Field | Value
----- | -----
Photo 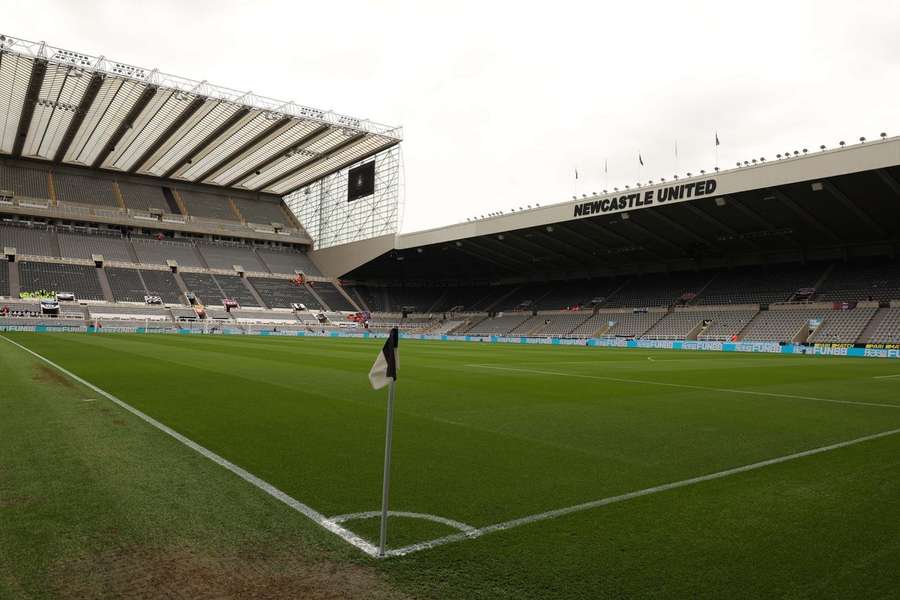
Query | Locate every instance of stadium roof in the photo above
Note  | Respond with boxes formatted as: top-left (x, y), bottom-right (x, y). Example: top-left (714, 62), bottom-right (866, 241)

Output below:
top-left (344, 137), bottom-right (900, 281)
top-left (0, 33), bottom-right (402, 196)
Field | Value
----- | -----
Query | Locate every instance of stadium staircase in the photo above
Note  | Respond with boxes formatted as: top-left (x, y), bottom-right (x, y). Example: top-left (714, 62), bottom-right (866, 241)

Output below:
top-left (810, 263), bottom-right (836, 299)
top-left (483, 285), bottom-right (522, 312)
top-left (856, 307), bottom-right (891, 343)
top-left (172, 271), bottom-right (191, 300)
top-left (48, 229), bottom-right (62, 258)
top-left (350, 287), bottom-right (371, 312)
top-left (192, 244), bottom-right (211, 270)
top-left (95, 268), bottom-right (115, 303)
top-left (252, 248), bottom-right (273, 274)
top-left (304, 283), bottom-right (330, 311)
top-left (590, 321), bottom-right (612, 337)
top-left (687, 273), bottom-right (718, 305)
top-left (7, 261), bottom-right (20, 297)
top-left (241, 277), bottom-right (268, 308)
top-left (125, 238), bottom-right (140, 264)
top-left (334, 283), bottom-right (361, 311)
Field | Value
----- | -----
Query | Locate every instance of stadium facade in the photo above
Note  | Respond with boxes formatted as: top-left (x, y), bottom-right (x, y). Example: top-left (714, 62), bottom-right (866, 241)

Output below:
top-left (2, 33), bottom-right (900, 349)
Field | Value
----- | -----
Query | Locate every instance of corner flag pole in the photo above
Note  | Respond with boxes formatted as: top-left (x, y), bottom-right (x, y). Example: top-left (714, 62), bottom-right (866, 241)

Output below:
top-left (369, 327), bottom-right (399, 557)
top-left (378, 378), bottom-right (396, 557)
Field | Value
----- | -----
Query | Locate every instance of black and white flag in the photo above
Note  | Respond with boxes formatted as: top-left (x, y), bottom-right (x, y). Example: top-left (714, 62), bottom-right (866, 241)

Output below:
top-left (369, 327), bottom-right (399, 390)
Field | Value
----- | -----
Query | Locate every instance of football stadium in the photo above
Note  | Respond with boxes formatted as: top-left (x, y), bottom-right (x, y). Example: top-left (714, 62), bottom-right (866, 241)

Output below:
top-left (2, 24), bottom-right (900, 600)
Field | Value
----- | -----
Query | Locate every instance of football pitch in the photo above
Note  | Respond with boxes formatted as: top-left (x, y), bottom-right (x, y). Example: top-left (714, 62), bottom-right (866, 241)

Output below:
top-left (2, 332), bottom-right (900, 598)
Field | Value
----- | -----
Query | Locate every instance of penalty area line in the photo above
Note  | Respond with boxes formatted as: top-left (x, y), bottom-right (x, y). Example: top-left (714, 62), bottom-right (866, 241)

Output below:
top-left (0, 334), bottom-right (380, 558)
top-left (388, 425), bottom-right (900, 557)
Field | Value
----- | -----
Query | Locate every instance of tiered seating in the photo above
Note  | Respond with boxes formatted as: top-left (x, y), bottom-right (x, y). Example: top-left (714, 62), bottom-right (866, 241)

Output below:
top-left (862, 308), bottom-right (900, 344)
top-left (697, 309), bottom-right (758, 341)
top-left (533, 313), bottom-right (592, 336)
top-left (213, 275), bottom-right (260, 307)
top-left (139, 270), bottom-right (183, 304)
top-left (248, 277), bottom-right (322, 309)
top-left (508, 314), bottom-right (547, 335)
top-left (739, 308), bottom-right (827, 342)
top-left (178, 190), bottom-right (238, 221)
top-left (695, 263), bottom-right (826, 305)
top-left (808, 307), bottom-right (878, 344)
top-left (106, 268), bottom-right (147, 302)
top-left (584, 310), bottom-right (666, 338)
top-left (642, 308), bottom-right (756, 340)
top-left (388, 287), bottom-right (447, 312)
top-left (0, 263), bottom-right (8, 297)
top-left (534, 280), bottom-right (620, 310)
top-left (231, 309), bottom-right (298, 323)
top-left (171, 307), bottom-right (201, 320)
top-left (604, 272), bottom-right (711, 308)
top-left (132, 237), bottom-right (202, 267)
top-left (53, 172), bottom-right (119, 207)
top-left (498, 284), bottom-right (560, 311)
top-left (180, 272), bottom-right (224, 305)
top-left (255, 247), bottom-right (320, 275)
top-left (88, 305), bottom-right (171, 321)
top-left (58, 230), bottom-right (132, 262)
top-left (816, 261), bottom-right (900, 302)
top-left (0, 223), bottom-right (54, 256)
top-left (310, 282), bottom-right (354, 311)
top-left (233, 198), bottom-right (286, 224)
top-left (349, 285), bottom-right (388, 311)
top-left (463, 313), bottom-right (530, 336)
top-left (119, 182), bottom-right (169, 212)
top-left (18, 262), bottom-right (104, 300)
top-left (197, 242), bottom-right (265, 271)
top-left (0, 163), bottom-right (50, 199)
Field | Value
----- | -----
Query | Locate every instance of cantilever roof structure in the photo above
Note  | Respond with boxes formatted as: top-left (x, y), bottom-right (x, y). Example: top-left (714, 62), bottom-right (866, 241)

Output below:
top-left (0, 33), bottom-right (402, 196)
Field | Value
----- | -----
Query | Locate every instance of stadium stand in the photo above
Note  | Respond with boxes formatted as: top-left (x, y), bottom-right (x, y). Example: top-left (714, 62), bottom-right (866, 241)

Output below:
top-left (213, 274), bottom-right (261, 307)
top-left (233, 197), bottom-right (286, 225)
top-left (87, 305), bottom-right (172, 321)
top-left (132, 237), bottom-right (203, 268)
top-left (588, 310), bottom-right (666, 338)
top-left (139, 270), bottom-right (184, 304)
top-left (694, 263), bottom-right (827, 306)
top-left (0, 222), bottom-right (55, 256)
top-left (461, 313), bottom-right (531, 336)
top-left (309, 282), bottom-right (355, 311)
top-left (531, 312), bottom-right (592, 336)
top-left (53, 172), bottom-right (119, 207)
top-left (18, 262), bottom-right (104, 300)
top-left (815, 260), bottom-right (900, 302)
top-left (178, 190), bottom-right (238, 221)
top-left (643, 307), bottom-right (758, 340)
top-left (106, 268), bottom-right (149, 303)
top-left (861, 308), bottom-right (900, 344)
top-left (807, 306), bottom-right (878, 344)
top-left (533, 279), bottom-right (620, 311)
top-left (0, 162), bottom-right (50, 199)
top-left (57, 229), bottom-right (133, 262)
top-left (248, 277), bottom-right (322, 309)
top-left (119, 181), bottom-right (170, 212)
top-left (604, 272), bottom-right (712, 308)
top-left (255, 247), bottom-right (320, 275)
top-left (231, 309), bottom-right (299, 323)
top-left (197, 241), bottom-right (265, 272)
top-left (180, 272), bottom-right (225, 306)
top-left (738, 307), bottom-right (827, 342)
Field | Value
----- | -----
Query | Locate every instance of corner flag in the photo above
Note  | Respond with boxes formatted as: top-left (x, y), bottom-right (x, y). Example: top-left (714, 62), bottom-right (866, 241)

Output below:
top-left (369, 328), bottom-right (398, 390)
top-left (371, 327), bottom-right (399, 557)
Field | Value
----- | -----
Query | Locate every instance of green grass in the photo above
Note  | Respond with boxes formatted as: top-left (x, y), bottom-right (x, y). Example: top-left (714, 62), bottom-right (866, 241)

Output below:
top-left (2, 332), bottom-right (900, 599)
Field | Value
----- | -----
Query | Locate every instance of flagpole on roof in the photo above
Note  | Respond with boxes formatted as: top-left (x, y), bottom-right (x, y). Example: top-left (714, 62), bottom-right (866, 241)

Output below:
top-left (715, 131), bottom-right (720, 171)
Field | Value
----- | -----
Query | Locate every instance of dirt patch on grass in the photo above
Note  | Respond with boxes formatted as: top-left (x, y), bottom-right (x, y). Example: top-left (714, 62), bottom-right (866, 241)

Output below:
top-left (32, 364), bottom-right (75, 390)
top-left (111, 418), bottom-right (127, 427)
top-left (51, 543), bottom-right (411, 600)
top-left (0, 494), bottom-right (37, 509)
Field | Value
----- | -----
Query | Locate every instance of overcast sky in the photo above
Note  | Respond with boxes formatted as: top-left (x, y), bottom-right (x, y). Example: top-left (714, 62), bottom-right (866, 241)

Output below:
top-left (3, 0), bottom-right (899, 232)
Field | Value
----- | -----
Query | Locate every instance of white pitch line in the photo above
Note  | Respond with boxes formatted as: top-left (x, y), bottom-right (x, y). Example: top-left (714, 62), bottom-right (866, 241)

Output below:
top-left (466, 364), bottom-right (900, 410)
top-left (873, 374), bottom-right (900, 379)
top-left (330, 510), bottom-right (478, 535)
top-left (388, 425), bottom-right (900, 557)
top-left (0, 335), bottom-right (379, 558)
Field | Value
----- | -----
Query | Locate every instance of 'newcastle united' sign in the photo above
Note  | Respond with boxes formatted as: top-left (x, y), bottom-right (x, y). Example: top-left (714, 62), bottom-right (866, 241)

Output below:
top-left (573, 179), bottom-right (718, 218)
